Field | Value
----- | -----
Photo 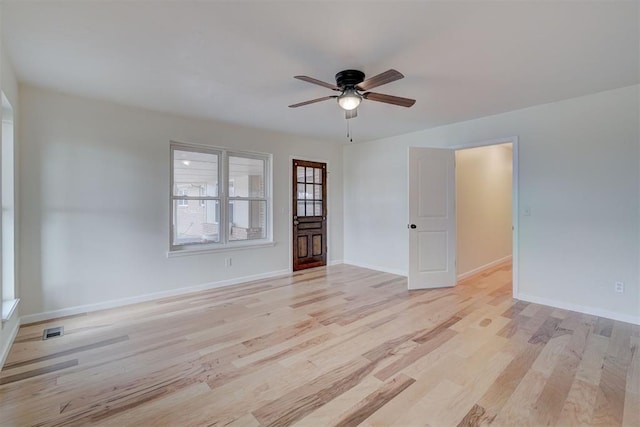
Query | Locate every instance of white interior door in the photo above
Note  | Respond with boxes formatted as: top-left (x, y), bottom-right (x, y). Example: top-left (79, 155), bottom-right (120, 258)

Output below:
top-left (408, 147), bottom-right (456, 289)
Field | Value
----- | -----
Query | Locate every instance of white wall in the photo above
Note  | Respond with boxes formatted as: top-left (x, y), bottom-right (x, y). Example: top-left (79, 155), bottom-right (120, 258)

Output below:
top-left (456, 144), bottom-right (512, 276)
top-left (0, 2), bottom-right (21, 368)
top-left (344, 85), bottom-right (639, 323)
top-left (18, 84), bottom-right (343, 319)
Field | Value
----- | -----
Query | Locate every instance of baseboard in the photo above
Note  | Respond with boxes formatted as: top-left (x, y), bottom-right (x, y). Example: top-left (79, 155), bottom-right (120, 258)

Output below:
top-left (457, 255), bottom-right (512, 281)
top-left (328, 259), bottom-right (343, 266)
top-left (343, 256), bottom-right (512, 280)
top-left (343, 260), bottom-right (407, 277)
top-left (517, 292), bottom-right (640, 326)
top-left (21, 269), bottom-right (291, 325)
top-left (0, 316), bottom-right (20, 370)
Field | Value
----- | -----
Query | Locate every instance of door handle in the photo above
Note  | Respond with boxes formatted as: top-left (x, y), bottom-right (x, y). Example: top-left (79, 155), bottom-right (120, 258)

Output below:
top-left (408, 224), bottom-right (417, 229)
top-left (294, 220), bottom-right (299, 225)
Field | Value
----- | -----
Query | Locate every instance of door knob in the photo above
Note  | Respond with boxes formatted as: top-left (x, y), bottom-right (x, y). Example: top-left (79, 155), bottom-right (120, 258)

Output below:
top-left (409, 224), bottom-right (417, 229)
top-left (294, 220), bottom-right (299, 225)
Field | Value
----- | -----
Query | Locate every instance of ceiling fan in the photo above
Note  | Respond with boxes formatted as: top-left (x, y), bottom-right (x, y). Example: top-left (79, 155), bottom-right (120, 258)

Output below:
top-left (288, 69), bottom-right (416, 119)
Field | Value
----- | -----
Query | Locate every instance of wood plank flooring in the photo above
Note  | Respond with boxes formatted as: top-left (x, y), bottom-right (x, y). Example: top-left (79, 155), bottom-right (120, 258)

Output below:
top-left (0, 263), bottom-right (638, 426)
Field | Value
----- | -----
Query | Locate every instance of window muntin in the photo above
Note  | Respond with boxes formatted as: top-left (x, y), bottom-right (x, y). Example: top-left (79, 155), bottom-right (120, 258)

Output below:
top-left (170, 143), bottom-right (270, 250)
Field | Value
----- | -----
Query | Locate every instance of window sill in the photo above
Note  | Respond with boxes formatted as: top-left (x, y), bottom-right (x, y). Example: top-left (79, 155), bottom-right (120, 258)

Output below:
top-left (167, 241), bottom-right (276, 258)
top-left (2, 298), bottom-right (19, 322)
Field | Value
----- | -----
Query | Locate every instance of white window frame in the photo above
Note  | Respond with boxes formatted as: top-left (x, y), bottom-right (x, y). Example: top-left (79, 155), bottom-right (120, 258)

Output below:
top-left (169, 141), bottom-right (273, 256)
top-left (1, 92), bottom-right (18, 323)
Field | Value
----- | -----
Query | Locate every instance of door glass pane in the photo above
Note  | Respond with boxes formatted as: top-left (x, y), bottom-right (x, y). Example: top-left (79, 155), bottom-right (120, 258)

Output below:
top-left (297, 166), bottom-right (305, 183)
top-left (229, 156), bottom-right (265, 197)
top-left (173, 200), bottom-right (220, 245)
top-left (314, 202), bottom-right (322, 216)
top-left (173, 150), bottom-right (218, 197)
top-left (229, 200), bottom-right (266, 241)
top-left (297, 184), bottom-right (305, 200)
top-left (314, 168), bottom-right (322, 184)
top-left (305, 184), bottom-right (313, 200)
top-left (306, 167), bottom-right (314, 183)
top-left (306, 201), bottom-right (314, 216)
top-left (297, 201), bottom-right (305, 217)
top-left (314, 185), bottom-right (322, 200)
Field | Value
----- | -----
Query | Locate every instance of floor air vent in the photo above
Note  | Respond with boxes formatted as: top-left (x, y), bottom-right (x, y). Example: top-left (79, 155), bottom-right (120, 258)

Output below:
top-left (43, 326), bottom-right (64, 340)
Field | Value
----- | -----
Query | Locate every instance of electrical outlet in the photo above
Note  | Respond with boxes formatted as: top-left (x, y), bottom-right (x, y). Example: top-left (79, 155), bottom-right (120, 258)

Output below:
top-left (225, 257), bottom-right (232, 267)
top-left (615, 281), bottom-right (624, 293)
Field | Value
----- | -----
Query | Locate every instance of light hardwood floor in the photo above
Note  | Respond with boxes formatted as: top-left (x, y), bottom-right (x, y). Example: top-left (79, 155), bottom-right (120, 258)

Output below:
top-left (0, 263), bottom-right (638, 426)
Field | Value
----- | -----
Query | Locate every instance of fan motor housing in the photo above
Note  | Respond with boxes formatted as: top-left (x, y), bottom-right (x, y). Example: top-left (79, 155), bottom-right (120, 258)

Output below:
top-left (335, 70), bottom-right (365, 89)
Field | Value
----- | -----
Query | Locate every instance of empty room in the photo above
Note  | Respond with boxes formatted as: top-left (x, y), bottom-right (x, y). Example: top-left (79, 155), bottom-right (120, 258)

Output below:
top-left (0, 1), bottom-right (638, 426)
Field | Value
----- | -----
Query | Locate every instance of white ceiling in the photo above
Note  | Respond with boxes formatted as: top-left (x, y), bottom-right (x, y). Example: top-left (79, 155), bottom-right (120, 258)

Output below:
top-left (3, 1), bottom-right (638, 143)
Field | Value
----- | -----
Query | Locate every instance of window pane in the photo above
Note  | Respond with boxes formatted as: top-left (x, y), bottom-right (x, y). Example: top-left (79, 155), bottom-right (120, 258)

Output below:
top-left (314, 185), bottom-right (322, 200)
top-left (314, 168), bottom-right (322, 184)
top-left (305, 184), bottom-right (313, 200)
top-left (173, 200), bottom-right (220, 245)
top-left (297, 166), bottom-right (305, 183)
top-left (314, 202), bottom-right (322, 216)
top-left (297, 184), bottom-right (305, 201)
top-left (297, 201), bottom-right (305, 217)
top-left (306, 167), bottom-right (314, 183)
top-left (306, 201), bottom-right (314, 216)
top-left (229, 156), bottom-right (264, 198)
top-left (173, 150), bottom-right (218, 197)
top-left (229, 200), bottom-right (266, 241)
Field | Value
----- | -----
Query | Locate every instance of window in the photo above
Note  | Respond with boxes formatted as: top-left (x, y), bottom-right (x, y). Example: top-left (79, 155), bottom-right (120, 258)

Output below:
top-left (199, 186), bottom-right (206, 207)
top-left (1, 92), bottom-right (17, 322)
top-left (177, 189), bottom-right (188, 207)
top-left (170, 142), bottom-right (271, 251)
top-left (296, 164), bottom-right (324, 217)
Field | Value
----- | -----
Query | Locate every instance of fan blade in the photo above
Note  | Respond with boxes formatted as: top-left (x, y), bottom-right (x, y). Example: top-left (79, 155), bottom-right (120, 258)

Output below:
top-left (345, 109), bottom-right (357, 120)
top-left (294, 75), bottom-right (340, 91)
top-left (356, 69), bottom-right (404, 91)
top-left (363, 92), bottom-right (416, 107)
top-left (288, 96), bottom-right (336, 108)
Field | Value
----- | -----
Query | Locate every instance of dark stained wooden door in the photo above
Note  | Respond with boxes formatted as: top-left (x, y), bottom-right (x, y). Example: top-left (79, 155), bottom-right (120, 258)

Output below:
top-left (292, 159), bottom-right (327, 271)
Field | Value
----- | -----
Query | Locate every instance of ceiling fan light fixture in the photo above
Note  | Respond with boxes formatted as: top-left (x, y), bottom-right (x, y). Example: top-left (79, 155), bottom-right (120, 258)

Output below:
top-left (337, 89), bottom-right (362, 111)
top-left (290, 69), bottom-right (415, 114)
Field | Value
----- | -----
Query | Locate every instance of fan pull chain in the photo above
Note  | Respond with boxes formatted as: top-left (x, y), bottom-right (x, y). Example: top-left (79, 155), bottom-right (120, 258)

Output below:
top-left (346, 119), bottom-right (353, 143)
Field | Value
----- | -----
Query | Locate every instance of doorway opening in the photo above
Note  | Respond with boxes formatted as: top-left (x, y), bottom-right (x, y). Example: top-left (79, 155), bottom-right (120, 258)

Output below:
top-left (455, 142), bottom-right (513, 294)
